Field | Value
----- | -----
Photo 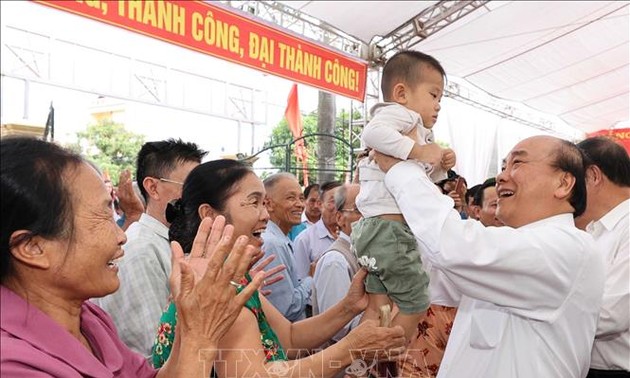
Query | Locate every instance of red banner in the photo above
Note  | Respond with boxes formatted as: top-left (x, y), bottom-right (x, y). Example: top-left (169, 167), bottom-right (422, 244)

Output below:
top-left (587, 128), bottom-right (630, 153)
top-left (35, 0), bottom-right (368, 101)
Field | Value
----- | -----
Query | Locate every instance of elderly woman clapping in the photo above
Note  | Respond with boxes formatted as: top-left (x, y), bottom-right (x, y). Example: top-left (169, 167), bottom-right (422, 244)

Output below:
top-left (0, 137), bottom-right (263, 377)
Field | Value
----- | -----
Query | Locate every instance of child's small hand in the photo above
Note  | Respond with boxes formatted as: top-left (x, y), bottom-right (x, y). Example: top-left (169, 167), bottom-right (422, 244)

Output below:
top-left (441, 148), bottom-right (456, 170)
top-left (410, 143), bottom-right (443, 166)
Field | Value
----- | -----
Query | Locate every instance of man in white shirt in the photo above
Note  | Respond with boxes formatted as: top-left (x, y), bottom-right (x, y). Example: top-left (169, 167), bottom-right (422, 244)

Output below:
top-left (94, 139), bottom-right (206, 357)
top-left (375, 135), bottom-right (605, 378)
top-left (575, 136), bottom-right (629, 377)
top-left (312, 183), bottom-right (362, 344)
top-left (294, 181), bottom-right (341, 280)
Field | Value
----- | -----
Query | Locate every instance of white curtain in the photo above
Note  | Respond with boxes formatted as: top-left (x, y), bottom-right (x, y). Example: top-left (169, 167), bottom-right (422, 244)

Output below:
top-left (434, 98), bottom-right (499, 186)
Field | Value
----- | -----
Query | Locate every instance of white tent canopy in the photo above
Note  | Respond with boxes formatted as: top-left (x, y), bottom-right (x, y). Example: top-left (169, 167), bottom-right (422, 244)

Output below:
top-left (284, 1), bottom-right (629, 134)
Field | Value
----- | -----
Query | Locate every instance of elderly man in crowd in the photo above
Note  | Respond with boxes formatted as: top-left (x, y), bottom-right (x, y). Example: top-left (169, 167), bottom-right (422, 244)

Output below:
top-left (95, 139), bottom-right (206, 356)
top-left (575, 136), bottom-right (629, 378)
top-left (294, 181), bottom-right (342, 280)
top-left (260, 172), bottom-right (313, 321)
top-left (312, 183), bottom-right (362, 345)
top-left (375, 135), bottom-right (605, 377)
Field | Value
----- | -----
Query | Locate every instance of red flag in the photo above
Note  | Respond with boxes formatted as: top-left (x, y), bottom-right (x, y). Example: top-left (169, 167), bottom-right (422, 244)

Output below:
top-left (285, 84), bottom-right (309, 186)
top-left (285, 84), bottom-right (302, 140)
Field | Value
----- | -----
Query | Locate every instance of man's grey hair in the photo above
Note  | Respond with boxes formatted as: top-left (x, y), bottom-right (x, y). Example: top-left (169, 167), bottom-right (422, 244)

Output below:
top-left (334, 184), bottom-right (349, 211)
top-left (263, 172), bottom-right (298, 192)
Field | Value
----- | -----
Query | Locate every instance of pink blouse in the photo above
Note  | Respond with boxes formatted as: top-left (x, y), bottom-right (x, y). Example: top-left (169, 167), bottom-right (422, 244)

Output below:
top-left (1, 285), bottom-right (157, 377)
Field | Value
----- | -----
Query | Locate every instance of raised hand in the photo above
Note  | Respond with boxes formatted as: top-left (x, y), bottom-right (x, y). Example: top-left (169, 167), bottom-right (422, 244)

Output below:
top-left (250, 254), bottom-right (286, 296)
top-left (447, 190), bottom-right (464, 212)
top-left (116, 169), bottom-right (144, 216)
top-left (172, 216), bottom-right (264, 346)
top-left (169, 216), bottom-right (232, 297)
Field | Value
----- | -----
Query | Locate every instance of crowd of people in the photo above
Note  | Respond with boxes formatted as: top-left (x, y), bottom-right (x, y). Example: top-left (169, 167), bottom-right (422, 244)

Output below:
top-left (1, 50), bottom-right (628, 378)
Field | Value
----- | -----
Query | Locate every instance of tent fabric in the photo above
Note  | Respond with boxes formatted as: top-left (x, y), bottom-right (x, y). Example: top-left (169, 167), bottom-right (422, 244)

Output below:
top-left (283, 1), bottom-right (629, 134)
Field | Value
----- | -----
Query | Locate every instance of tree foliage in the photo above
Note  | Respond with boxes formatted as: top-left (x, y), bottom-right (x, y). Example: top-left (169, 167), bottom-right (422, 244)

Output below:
top-left (69, 120), bottom-right (145, 184)
top-left (263, 110), bottom-right (361, 183)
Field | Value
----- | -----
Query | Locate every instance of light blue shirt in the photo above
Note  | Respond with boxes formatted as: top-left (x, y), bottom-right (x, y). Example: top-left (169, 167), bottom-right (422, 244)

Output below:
top-left (288, 212), bottom-right (317, 241)
top-left (260, 220), bottom-right (313, 321)
top-left (293, 219), bottom-right (336, 280)
top-left (287, 222), bottom-right (307, 241)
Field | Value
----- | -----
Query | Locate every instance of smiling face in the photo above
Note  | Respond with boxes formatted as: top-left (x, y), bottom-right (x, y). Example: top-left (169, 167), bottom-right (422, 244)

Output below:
top-left (403, 65), bottom-right (444, 129)
top-left (222, 173), bottom-right (269, 248)
top-left (265, 176), bottom-right (305, 234)
top-left (49, 162), bottom-right (127, 300)
top-left (496, 136), bottom-right (575, 228)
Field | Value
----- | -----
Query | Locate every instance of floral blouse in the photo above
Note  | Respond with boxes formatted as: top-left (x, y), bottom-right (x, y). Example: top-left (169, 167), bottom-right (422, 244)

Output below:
top-left (397, 305), bottom-right (457, 378)
top-left (151, 275), bottom-right (287, 368)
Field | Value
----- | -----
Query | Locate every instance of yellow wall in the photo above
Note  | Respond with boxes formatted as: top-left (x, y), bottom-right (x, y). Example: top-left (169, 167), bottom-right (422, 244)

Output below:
top-left (0, 123), bottom-right (46, 138)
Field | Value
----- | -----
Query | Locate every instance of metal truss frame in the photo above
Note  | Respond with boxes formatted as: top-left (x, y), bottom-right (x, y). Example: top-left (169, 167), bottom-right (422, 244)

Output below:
top-left (370, 0), bottom-right (490, 64)
top-left (223, 1), bottom-right (365, 58)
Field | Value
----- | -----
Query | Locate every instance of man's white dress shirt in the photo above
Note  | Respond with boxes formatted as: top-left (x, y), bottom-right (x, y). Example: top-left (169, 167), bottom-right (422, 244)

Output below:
top-left (385, 161), bottom-right (605, 378)
top-left (293, 219), bottom-right (335, 280)
top-left (587, 199), bottom-right (629, 372)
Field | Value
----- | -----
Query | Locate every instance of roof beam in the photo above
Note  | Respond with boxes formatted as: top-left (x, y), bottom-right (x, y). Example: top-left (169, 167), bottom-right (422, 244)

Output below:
top-left (223, 1), bottom-right (366, 57)
top-left (369, 0), bottom-right (490, 65)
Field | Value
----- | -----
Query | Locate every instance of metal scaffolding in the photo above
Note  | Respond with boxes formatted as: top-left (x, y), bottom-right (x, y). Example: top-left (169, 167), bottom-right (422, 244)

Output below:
top-left (224, 1), bottom-right (365, 58)
top-left (369, 1), bottom-right (490, 64)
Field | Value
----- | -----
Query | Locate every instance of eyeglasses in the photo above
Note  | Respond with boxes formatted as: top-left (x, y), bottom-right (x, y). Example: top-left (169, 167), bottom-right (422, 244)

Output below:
top-left (159, 177), bottom-right (184, 186)
top-left (340, 207), bottom-right (360, 213)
